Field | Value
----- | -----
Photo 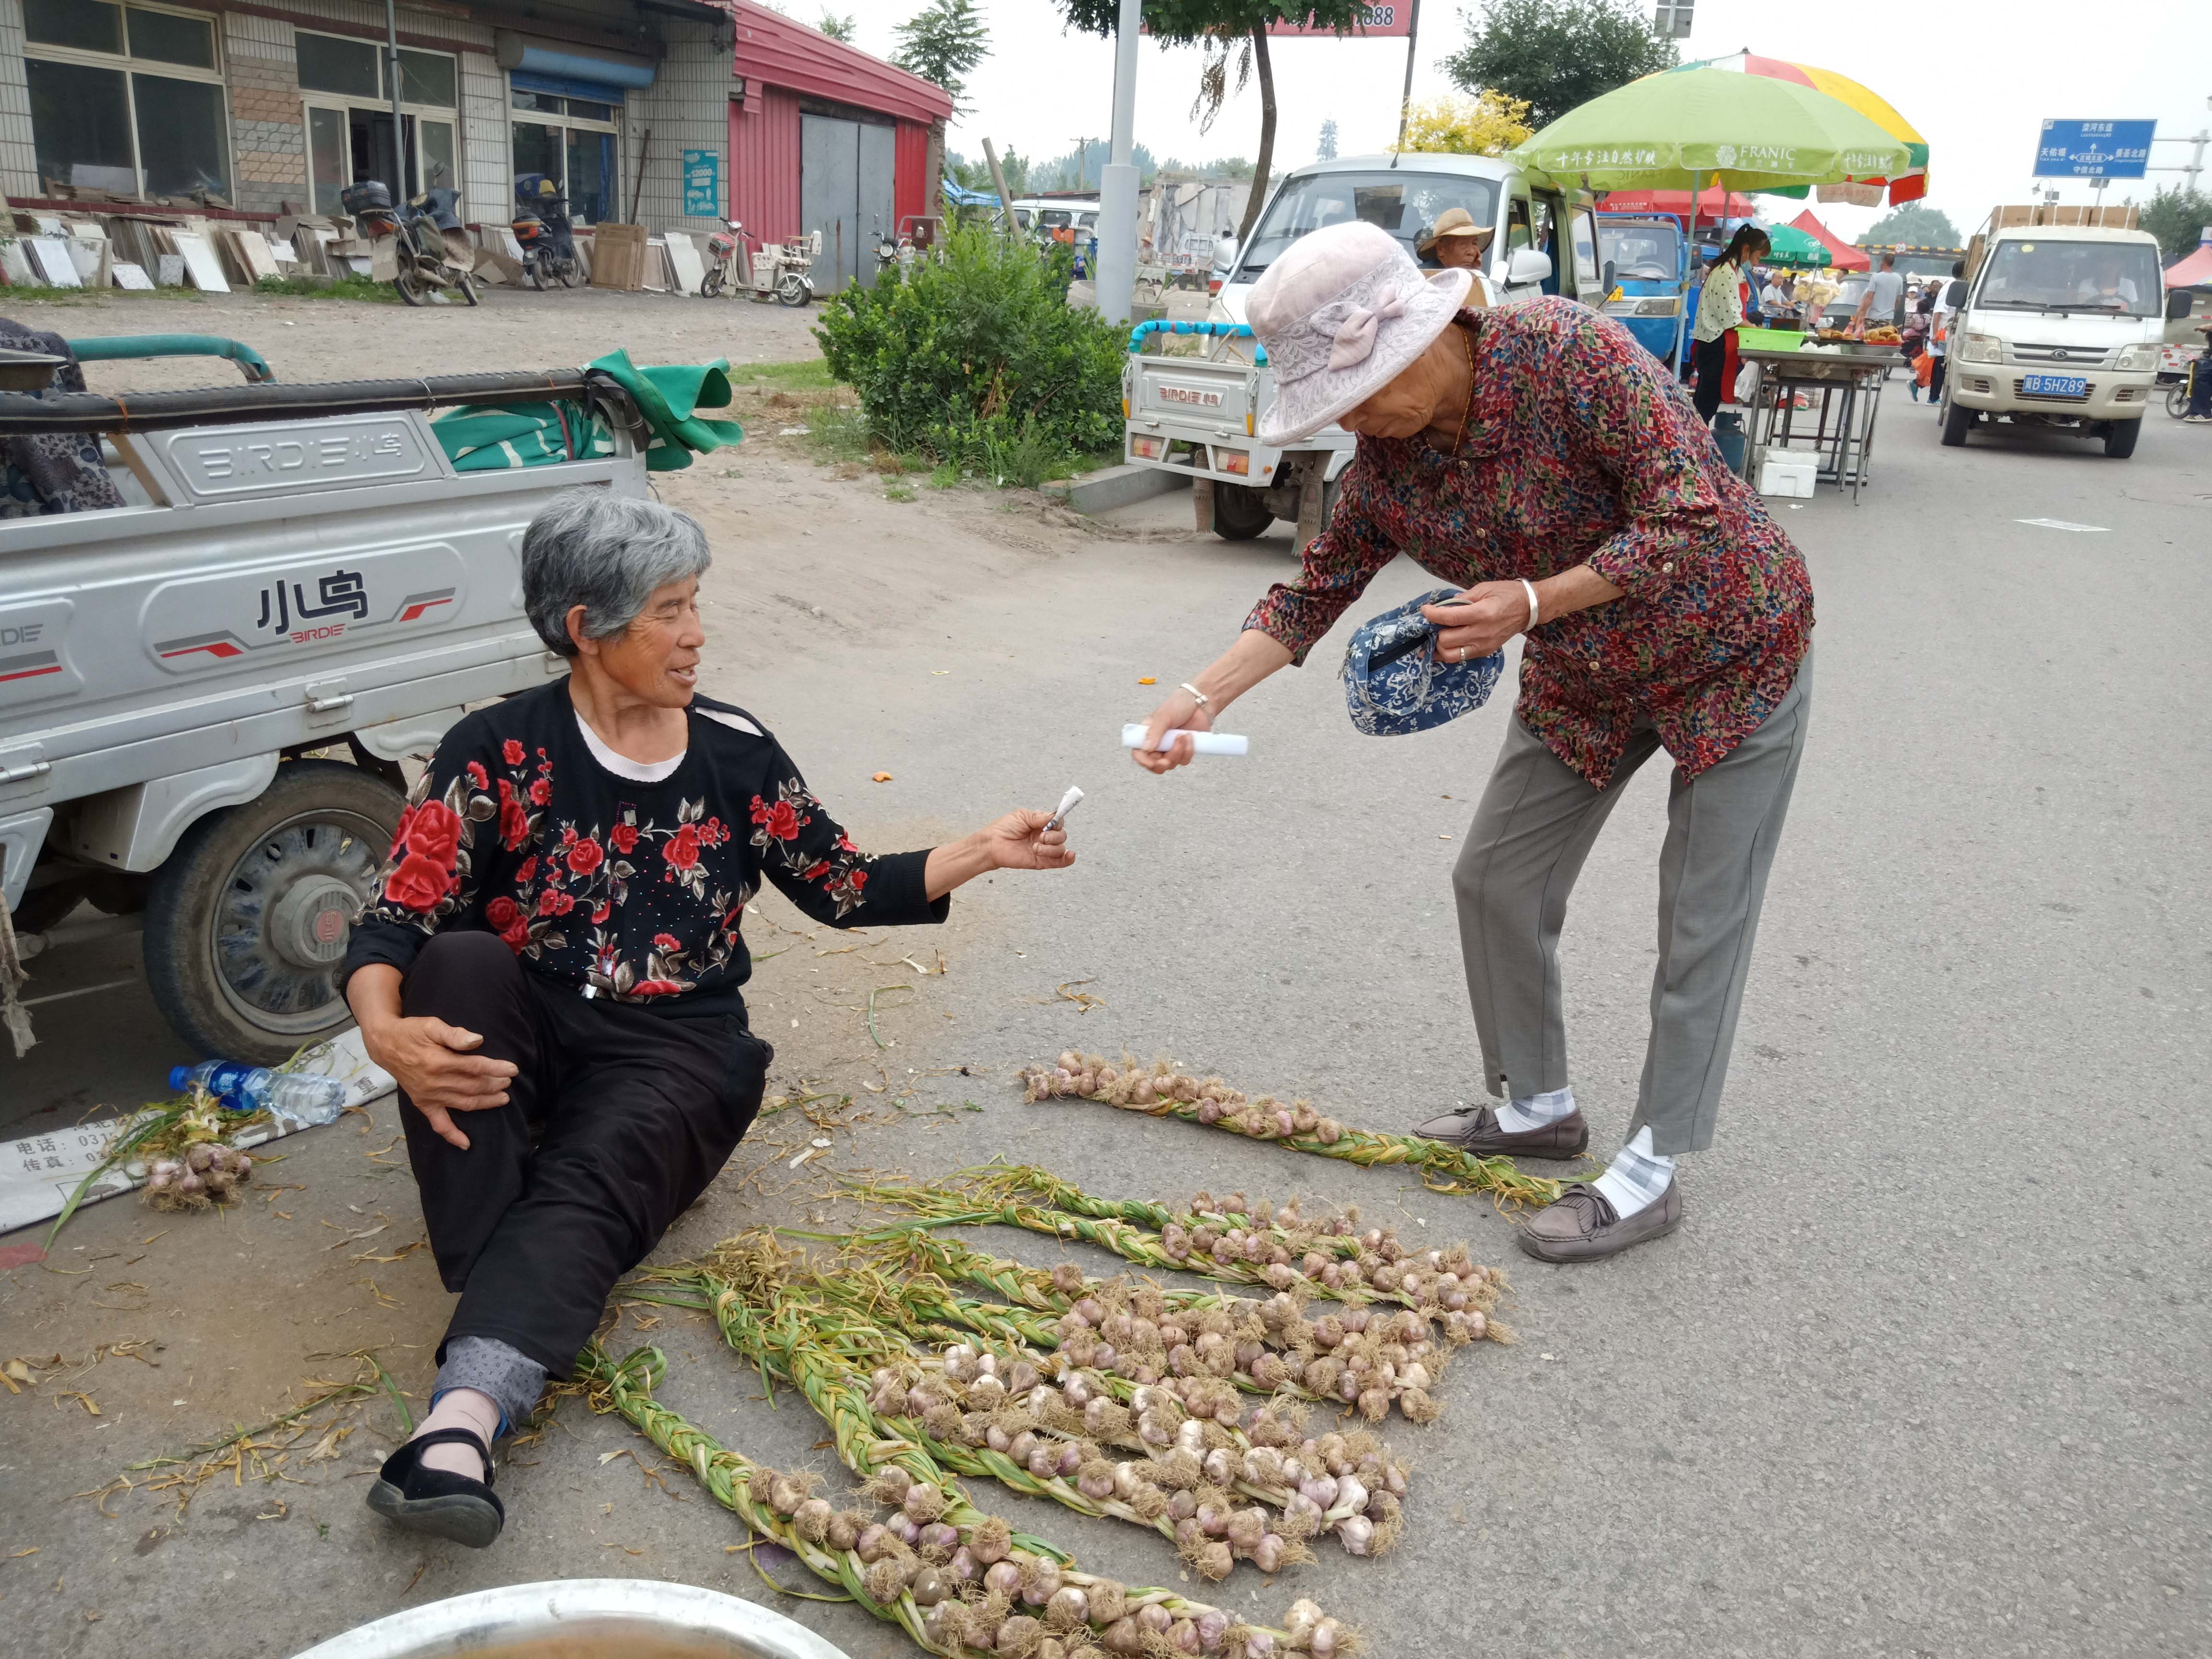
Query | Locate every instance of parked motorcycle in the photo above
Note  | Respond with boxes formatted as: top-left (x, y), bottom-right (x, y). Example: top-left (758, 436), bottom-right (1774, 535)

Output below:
top-left (344, 179), bottom-right (477, 307)
top-left (512, 173), bottom-right (583, 289)
top-left (700, 220), bottom-right (816, 306)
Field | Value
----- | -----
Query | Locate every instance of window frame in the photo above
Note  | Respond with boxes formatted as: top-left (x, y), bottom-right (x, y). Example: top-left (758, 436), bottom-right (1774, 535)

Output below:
top-left (23, 0), bottom-right (228, 202)
top-left (296, 29), bottom-right (462, 206)
top-left (508, 83), bottom-right (623, 226)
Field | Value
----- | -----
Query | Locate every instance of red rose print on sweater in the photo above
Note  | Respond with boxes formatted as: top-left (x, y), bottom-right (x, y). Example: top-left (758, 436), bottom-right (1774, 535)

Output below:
top-left (654, 933), bottom-right (681, 951)
top-left (529, 776), bottom-right (553, 807)
top-left (503, 739), bottom-right (526, 765)
top-left (383, 853), bottom-right (450, 912)
top-left (566, 837), bottom-right (604, 877)
top-left (497, 781), bottom-right (529, 851)
top-left (750, 796), bottom-right (800, 841)
top-left (610, 822), bottom-right (638, 854)
top-left (485, 896), bottom-right (521, 931)
top-left (662, 822), bottom-right (702, 872)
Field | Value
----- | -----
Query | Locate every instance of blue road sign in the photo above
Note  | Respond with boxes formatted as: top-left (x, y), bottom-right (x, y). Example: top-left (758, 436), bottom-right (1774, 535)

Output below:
top-left (2033, 120), bottom-right (2156, 180)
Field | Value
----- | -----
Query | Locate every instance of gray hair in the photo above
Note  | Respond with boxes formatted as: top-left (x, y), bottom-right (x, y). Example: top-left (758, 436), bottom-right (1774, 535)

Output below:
top-left (522, 490), bottom-right (712, 657)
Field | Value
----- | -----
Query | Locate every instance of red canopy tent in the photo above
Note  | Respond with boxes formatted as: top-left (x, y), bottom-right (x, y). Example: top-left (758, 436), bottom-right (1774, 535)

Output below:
top-left (2165, 242), bottom-right (2212, 287)
top-left (1789, 209), bottom-right (1870, 271)
top-left (1598, 187), bottom-right (1760, 219)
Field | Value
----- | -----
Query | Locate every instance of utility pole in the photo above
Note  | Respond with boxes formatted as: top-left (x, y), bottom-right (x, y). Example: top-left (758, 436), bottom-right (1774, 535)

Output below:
top-left (1395, 0), bottom-right (1422, 152)
top-left (1095, 0), bottom-right (1142, 323)
top-left (385, 0), bottom-right (406, 192)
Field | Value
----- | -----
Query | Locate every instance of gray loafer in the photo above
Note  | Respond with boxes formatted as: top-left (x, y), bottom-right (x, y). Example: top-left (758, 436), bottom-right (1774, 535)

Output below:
top-left (1413, 1104), bottom-right (1590, 1159)
top-left (1515, 1181), bottom-right (1681, 1263)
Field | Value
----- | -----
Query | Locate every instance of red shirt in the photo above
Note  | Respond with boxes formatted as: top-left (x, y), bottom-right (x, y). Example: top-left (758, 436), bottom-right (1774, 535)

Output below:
top-left (1245, 299), bottom-right (1814, 787)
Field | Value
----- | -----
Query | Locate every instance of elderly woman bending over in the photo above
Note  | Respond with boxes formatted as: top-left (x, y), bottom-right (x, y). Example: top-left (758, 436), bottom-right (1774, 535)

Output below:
top-left (342, 491), bottom-right (1071, 1548)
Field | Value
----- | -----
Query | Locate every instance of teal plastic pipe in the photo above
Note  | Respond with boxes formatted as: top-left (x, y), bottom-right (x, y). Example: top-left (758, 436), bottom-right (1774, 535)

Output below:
top-left (65, 335), bottom-right (275, 384)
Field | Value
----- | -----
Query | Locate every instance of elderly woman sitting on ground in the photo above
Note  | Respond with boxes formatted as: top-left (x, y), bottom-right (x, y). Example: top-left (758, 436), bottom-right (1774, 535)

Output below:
top-left (341, 489), bottom-right (1072, 1548)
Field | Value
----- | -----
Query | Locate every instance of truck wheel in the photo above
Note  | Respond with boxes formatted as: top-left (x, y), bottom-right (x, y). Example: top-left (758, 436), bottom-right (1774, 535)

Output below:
top-left (1212, 482), bottom-right (1275, 541)
top-left (2101, 418), bottom-right (2140, 459)
top-left (144, 760), bottom-right (403, 1067)
top-left (1939, 394), bottom-right (1973, 448)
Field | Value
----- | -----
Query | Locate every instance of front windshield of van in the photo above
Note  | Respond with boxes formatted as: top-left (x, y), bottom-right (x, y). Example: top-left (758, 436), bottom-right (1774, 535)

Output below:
top-left (1977, 239), bottom-right (2163, 318)
top-left (1232, 171), bottom-right (1502, 281)
top-left (1599, 222), bottom-right (1679, 281)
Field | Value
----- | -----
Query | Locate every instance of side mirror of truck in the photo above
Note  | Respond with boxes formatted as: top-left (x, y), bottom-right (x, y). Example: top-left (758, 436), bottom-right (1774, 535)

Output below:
top-left (2167, 288), bottom-right (2197, 321)
top-left (1507, 246), bottom-right (1553, 287)
top-left (1946, 279), bottom-right (1968, 308)
top-left (1600, 258), bottom-right (1617, 296)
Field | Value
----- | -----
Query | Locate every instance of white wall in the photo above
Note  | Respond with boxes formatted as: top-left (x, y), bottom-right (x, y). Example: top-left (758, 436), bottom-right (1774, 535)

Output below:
top-left (624, 17), bottom-right (732, 237)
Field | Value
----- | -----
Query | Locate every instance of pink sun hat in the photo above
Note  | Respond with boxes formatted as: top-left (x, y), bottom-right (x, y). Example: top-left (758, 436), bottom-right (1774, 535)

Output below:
top-left (1246, 220), bottom-right (1474, 447)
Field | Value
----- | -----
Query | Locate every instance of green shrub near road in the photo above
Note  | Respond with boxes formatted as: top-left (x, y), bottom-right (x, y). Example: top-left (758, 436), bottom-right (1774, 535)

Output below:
top-left (812, 223), bottom-right (1123, 483)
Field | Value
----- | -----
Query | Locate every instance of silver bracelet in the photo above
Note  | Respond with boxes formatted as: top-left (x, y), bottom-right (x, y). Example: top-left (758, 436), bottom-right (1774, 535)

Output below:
top-left (1179, 682), bottom-right (1209, 708)
top-left (1520, 579), bottom-right (1540, 631)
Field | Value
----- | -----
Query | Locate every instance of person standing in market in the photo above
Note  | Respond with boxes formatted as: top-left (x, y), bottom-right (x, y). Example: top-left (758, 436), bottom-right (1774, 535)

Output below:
top-left (1132, 222), bottom-right (1814, 1264)
top-left (1927, 259), bottom-right (1961, 409)
top-left (1849, 252), bottom-right (1905, 337)
top-left (1691, 225), bottom-right (1770, 422)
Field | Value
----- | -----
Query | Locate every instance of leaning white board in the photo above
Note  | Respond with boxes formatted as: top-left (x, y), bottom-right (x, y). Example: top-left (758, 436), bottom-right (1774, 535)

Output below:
top-left (0, 1029), bottom-right (395, 1237)
top-left (26, 238), bottom-right (79, 287)
top-left (169, 231), bottom-right (230, 292)
top-left (663, 231), bottom-right (708, 295)
top-left (112, 262), bottom-right (155, 291)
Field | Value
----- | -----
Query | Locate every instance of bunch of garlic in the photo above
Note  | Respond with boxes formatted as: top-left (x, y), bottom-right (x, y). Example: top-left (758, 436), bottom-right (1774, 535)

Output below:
top-left (143, 1141), bottom-right (252, 1209)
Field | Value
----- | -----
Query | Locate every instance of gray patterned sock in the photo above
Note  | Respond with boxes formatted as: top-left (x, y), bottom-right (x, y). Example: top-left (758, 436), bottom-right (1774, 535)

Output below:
top-left (1589, 1126), bottom-right (1675, 1218)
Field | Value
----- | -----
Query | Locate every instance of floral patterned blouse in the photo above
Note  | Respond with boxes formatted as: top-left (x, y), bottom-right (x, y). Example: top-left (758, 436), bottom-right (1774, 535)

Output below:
top-left (1245, 298), bottom-right (1814, 787)
top-left (341, 680), bottom-right (944, 1018)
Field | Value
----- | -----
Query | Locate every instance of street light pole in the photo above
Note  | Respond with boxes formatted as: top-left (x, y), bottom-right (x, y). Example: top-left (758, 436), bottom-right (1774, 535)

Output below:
top-left (385, 0), bottom-right (405, 193)
top-left (1396, 0), bottom-right (1423, 151)
top-left (1095, 0), bottom-right (1142, 323)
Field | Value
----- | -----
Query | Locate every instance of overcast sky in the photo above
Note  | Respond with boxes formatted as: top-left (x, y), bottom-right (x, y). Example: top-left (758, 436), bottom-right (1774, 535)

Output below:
top-left (811, 0), bottom-right (2212, 242)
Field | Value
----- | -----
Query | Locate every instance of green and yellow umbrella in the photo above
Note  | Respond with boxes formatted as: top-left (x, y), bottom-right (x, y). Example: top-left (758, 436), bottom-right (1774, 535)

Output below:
top-left (1675, 51), bottom-right (1929, 203)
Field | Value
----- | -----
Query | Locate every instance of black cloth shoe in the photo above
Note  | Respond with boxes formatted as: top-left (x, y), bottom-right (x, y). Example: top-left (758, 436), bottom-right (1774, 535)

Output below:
top-left (367, 1427), bottom-right (505, 1549)
top-left (1412, 1103), bottom-right (1589, 1159)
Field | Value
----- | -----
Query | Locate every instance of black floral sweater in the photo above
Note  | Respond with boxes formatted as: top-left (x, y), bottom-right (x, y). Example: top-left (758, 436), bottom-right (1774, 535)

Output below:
top-left (341, 680), bottom-right (945, 1021)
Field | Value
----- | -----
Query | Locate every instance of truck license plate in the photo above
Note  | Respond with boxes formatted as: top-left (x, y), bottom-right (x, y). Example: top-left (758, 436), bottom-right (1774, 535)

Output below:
top-left (2021, 373), bottom-right (2087, 397)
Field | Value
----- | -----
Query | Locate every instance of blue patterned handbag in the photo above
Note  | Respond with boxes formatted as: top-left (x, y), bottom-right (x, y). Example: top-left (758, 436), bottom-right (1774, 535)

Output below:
top-left (1340, 586), bottom-right (1505, 736)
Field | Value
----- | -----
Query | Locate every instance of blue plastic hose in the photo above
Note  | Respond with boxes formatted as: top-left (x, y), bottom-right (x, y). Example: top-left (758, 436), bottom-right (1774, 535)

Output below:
top-left (1126, 319), bottom-right (1267, 366)
top-left (65, 335), bottom-right (275, 384)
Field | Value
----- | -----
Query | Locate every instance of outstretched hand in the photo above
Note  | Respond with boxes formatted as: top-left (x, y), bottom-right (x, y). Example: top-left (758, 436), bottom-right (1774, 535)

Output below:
top-left (983, 809), bottom-right (1074, 871)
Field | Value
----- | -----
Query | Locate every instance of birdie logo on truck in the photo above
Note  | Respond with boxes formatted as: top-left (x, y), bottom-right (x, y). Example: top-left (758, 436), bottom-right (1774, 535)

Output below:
top-left (145, 545), bottom-right (469, 671)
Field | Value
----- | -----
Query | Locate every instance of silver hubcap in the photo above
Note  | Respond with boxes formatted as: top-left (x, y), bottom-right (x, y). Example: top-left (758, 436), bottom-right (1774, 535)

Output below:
top-left (212, 811), bottom-right (385, 1035)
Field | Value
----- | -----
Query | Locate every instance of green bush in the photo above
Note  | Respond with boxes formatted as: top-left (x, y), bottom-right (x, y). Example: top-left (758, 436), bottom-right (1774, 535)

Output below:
top-left (812, 224), bottom-right (1124, 479)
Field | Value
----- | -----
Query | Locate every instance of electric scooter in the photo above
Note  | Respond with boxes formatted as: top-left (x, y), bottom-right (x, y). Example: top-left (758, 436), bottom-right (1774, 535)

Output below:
top-left (511, 174), bottom-right (582, 289)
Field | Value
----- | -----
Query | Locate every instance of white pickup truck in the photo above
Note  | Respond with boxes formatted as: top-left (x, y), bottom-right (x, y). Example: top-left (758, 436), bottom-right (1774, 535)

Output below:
top-left (1940, 212), bottom-right (2187, 458)
top-left (1121, 152), bottom-right (1610, 551)
top-left (0, 343), bottom-right (653, 1062)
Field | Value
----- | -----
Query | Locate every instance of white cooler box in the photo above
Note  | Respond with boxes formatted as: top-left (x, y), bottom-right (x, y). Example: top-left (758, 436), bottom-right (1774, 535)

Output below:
top-left (1759, 454), bottom-right (1816, 498)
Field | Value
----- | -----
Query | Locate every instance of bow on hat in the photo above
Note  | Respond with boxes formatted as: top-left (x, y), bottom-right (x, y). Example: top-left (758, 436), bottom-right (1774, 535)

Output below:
top-left (1325, 287), bottom-right (1407, 371)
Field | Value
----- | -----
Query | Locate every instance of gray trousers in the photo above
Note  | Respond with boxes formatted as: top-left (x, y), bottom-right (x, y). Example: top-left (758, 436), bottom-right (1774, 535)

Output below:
top-left (1453, 651), bottom-right (1812, 1155)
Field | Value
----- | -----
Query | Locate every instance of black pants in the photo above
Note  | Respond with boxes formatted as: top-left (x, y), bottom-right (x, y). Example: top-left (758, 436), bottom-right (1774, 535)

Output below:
top-left (1928, 356), bottom-right (1948, 403)
top-left (396, 932), bottom-right (770, 1376)
top-left (1692, 335), bottom-right (1730, 423)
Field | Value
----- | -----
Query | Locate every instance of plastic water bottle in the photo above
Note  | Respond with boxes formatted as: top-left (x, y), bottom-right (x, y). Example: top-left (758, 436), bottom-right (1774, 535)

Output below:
top-left (169, 1061), bottom-right (347, 1129)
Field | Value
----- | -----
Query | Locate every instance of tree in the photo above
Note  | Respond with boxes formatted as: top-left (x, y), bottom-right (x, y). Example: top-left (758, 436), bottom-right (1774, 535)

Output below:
top-left (1443, 0), bottom-right (1678, 131)
top-left (892, 0), bottom-right (990, 115)
top-left (817, 12), bottom-right (856, 41)
top-left (1058, 4), bottom-right (1375, 244)
top-left (2141, 184), bottom-right (2212, 262)
top-left (1396, 90), bottom-right (1533, 157)
top-left (1316, 118), bottom-right (1338, 161)
top-left (1859, 202), bottom-right (1961, 247)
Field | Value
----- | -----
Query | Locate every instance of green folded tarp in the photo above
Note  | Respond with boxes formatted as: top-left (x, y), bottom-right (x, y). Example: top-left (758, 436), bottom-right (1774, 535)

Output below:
top-left (432, 350), bottom-right (745, 473)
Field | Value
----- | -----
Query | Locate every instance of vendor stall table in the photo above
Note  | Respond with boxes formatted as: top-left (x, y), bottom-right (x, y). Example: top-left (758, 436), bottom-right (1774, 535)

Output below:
top-left (1736, 334), bottom-right (1899, 503)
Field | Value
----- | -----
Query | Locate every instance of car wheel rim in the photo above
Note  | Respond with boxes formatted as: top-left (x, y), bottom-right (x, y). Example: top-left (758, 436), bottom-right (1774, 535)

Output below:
top-left (209, 809), bottom-right (387, 1037)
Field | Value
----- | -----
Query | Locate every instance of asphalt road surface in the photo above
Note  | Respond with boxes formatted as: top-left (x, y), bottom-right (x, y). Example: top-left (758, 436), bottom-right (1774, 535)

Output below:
top-left (2, 379), bottom-right (2205, 1658)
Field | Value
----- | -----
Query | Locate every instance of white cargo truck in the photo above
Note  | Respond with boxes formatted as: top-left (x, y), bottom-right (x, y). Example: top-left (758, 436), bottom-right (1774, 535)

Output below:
top-left (1120, 153), bottom-right (1610, 551)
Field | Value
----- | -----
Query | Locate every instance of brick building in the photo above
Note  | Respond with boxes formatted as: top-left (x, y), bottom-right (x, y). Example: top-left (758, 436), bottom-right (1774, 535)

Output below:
top-left (0, 0), bottom-right (737, 239)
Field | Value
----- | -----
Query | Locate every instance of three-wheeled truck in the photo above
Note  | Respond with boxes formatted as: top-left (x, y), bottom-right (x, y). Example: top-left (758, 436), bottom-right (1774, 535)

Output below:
top-left (0, 338), bottom-right (655, 1063)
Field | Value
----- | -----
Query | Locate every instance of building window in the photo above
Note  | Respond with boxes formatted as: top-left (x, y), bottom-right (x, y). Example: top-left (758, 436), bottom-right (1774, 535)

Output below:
top-left (510, 86), bottom-right (621, 225)
top-left (23, 0), bottom-right (228, 202)
top-left (297, 30), bottom-right (459, 214)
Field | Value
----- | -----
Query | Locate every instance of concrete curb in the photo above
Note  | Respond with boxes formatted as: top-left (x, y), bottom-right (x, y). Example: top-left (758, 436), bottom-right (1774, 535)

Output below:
top-left (1046, 464), bottom-right (1190, 515)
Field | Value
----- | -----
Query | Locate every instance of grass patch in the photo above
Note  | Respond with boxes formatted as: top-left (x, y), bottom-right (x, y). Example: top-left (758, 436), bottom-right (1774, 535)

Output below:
top-left (0, 283), bottom-right (199, 305)
top-left (884, 481), bottom-right (916, 503)
top-left (927, 459), bottom-right (963, 489)
top-left (738, 357), bottom-right (838, 392)
top-left (802, 403), bottom-right (872, 466)
top-left (253, 274), bottom-right (399, 303)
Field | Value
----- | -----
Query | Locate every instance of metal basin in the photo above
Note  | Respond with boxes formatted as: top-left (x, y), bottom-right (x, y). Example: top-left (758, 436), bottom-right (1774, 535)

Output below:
top-left (290, 1579), bottom-right (853, 1659)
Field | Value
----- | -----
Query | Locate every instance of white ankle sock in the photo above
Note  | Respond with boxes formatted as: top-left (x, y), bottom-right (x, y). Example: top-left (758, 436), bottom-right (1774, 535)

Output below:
top-left (1495, 1085), bottom-right (1576, 1134)
top-left (414, 1386), bottom-right (500, 1479)
top-left (1589, 1126), bottom-right (1675, 1218)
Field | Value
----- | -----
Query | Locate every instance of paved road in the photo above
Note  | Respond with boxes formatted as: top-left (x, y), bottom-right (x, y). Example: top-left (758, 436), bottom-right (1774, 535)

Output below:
top-left (3, 387), bottom-right (2206, 1657)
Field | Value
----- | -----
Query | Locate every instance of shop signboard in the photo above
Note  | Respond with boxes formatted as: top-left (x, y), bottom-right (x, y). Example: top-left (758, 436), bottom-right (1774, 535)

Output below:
top-left (683, 148), bottom-right (721, 216)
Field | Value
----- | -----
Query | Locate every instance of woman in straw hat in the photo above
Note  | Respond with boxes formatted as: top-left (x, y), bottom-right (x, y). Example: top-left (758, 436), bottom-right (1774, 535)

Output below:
top-left (1416, 206), bottom-right (1494, 272)
top-left (1133, 221), bottom-right (1813, 1263)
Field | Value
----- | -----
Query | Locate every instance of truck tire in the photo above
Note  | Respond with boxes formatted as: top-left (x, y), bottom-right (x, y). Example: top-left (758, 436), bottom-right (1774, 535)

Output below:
top-left (1212, 482), bottom-right (1275, 541)
top-left (2101, 418), bottom-right (2140, 459)
top-left (1939, 394), bottom-right (1973, 448)
top-left (144, 759), bottom-right (404, 1067)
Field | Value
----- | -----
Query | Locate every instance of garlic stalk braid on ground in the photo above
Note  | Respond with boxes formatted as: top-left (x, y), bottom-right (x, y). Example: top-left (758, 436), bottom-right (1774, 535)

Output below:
top-left (1018, 1055), bottom-right (1564, 1209)
top-left (699, 1271), bottom-right (1376, 1605)
top-left (822, 1227), bottom-right (1489, 1427)
top-left (939, 1165), bottom-right (1510, 1331)
top-left (577, 1344), bottom-right (1350, 1659)
top-left (714, 1260), bottom-right (1404, 1568)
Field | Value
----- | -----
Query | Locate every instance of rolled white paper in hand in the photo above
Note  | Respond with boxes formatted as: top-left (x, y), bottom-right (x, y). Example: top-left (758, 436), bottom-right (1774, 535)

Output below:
top-left (1121, 723), bottom-right (1250, 757)
top-left (1046, 786), bottom-right (1083, 830)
